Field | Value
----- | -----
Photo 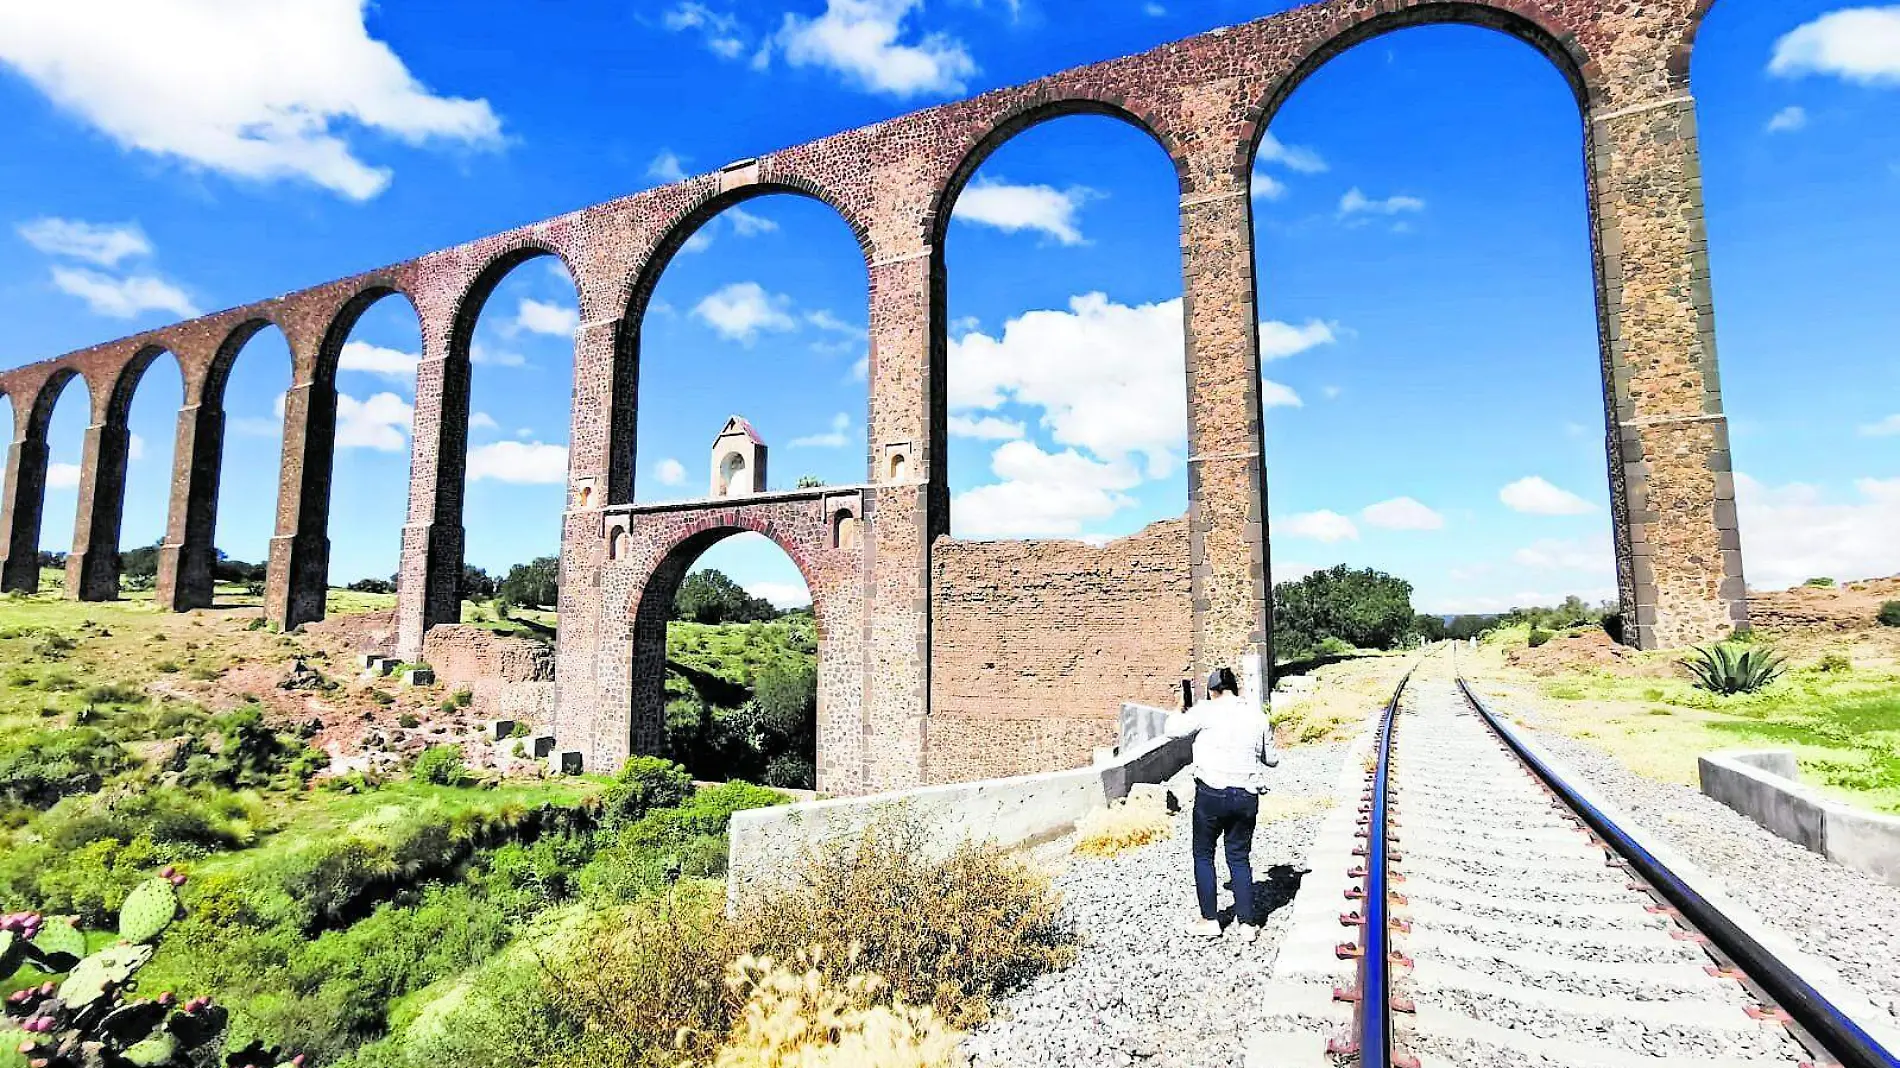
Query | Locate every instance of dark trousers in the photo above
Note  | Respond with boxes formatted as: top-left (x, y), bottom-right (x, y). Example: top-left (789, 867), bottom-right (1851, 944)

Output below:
top-left (1192, 782), bottom-right (1259, 923)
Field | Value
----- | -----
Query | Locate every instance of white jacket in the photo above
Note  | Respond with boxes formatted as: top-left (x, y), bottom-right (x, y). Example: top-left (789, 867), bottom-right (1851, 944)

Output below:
top-left (1164, 693), bottom-right (1280, 793)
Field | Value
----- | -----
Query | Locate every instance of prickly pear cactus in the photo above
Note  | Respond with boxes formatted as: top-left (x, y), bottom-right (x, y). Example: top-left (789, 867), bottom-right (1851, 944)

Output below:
top-left (29, 912), bottom-right (85, 961)
top-left (2, 868), bottom-right (299, 1068)
top-left (116, 879), bottom-right (178, 946)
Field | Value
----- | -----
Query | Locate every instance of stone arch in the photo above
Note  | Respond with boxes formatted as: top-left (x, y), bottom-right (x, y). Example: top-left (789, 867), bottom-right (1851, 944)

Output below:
top-left (202, 318), bottom-right (285, 411)
top-left (28, 367), bottom-right (87, 443)
top-left (926, 97), bottom-right (1188, 251)
top-left (623, 181), bottom-right (876, 330)
top-left (1240, 3), bottom-right (1600, 177)
top-left (624, 515), bottom-right (832, 784)
top-left (449, 242), bottom-right (582, 359)
top-left (317, 284), bottom-right (424, 388)
top-left (106, 344), bottom-right (184, 427)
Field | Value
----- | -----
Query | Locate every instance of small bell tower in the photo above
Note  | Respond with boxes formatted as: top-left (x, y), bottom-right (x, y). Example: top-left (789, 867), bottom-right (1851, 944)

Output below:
top-left (710, 416), bottom-right (768, 497)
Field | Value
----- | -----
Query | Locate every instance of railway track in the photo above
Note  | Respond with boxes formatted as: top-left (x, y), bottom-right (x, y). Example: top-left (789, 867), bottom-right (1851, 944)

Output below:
top-left (1253, 651), bottom-right (1900, 1068)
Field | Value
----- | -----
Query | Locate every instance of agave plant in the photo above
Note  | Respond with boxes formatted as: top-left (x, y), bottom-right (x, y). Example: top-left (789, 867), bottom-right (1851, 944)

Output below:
top-left (1682, 642), bottom-right (1787, 695)
top-left (2, 869), bottom-right (301, 1068)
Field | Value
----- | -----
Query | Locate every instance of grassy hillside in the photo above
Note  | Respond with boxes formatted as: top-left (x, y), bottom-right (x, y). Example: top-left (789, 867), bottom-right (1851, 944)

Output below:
top-left (0, 588), bottom-right (787, 1063)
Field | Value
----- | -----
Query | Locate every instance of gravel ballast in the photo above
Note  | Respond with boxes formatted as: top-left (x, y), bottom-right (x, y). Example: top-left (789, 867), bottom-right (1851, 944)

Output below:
top-left (962, 742), bottom-right (1350, 1068)
top-left (1474, 678), bottom-right (1900, 1027)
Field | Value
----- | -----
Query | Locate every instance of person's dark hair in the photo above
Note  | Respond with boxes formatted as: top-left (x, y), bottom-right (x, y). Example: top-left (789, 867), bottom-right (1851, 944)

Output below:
top-left (1206, 666), bottom-right (1239, 696)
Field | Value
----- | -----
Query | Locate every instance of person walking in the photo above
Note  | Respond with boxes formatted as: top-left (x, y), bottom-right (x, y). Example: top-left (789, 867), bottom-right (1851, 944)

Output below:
top-left (1165, 666), bottom-right (1279, 942)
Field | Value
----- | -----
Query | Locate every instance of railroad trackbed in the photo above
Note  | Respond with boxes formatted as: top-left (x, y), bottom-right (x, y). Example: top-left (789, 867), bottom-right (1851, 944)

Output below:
top-left (1247, 653), bottom-right (1900, 1068)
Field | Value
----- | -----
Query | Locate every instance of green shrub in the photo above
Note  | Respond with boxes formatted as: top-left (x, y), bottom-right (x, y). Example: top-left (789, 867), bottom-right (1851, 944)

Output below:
top-left (368, 689), bottom-right (395, 706)
top-left (1804, 576), bottom-right (1837, 588)
top-left (452, 688), bottom-right (475, 708)
top-left (172, 704), bottom-right (326, 789)
top-left (598, 756), bottom-right (694, 830)
top-left (398, 712), bottom-right (421, 729)
top-left (1816, 653), bottom-right (1853, 674)
top-left (1682, 642), bottom-right (1787, 695)
top-left (0, 726), bottom-right (129, 807)
top-left (412, 745), bottom-right (467, 786)
top-left (1527, 628), bottom-right (1553, 648)
top-left (1879, 601), bottom-right (1900, 628)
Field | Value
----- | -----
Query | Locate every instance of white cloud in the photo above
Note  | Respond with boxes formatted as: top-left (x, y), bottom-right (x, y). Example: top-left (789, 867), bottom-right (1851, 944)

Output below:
top-left (1339, 187), bottom-right (1426, 217)
top-left (127, 433), bottom-right (146, 461)
top-left (1143, 3), bottom-right (1166, 16)
top-left (512, 298), bottom-right (579, 338)
top-left (663, 3), bottom-right (748, 60)
top-left (17, 218), bottom-right (150, 266)
top-left (1766, 105), bottom-right (1809, 133)
top-left (337, 340), bottom-right (418, 381)
top-left (656, 457), bottom-right (688, 486)
top-left (1281, 510), bottom-right (1359, 543)
top-left (1512, 538), bottom-right (1607, 571)
top-left (468, 440), bottom-right (568, 484)
top-left (778, 0), bottom-right (976, 98)
top-left (1858, 413), bottom-right (1900, 436)
top-left (790, 412), bottom-right (851, 448)
top-left (1429, 587), bottom-right (1619, 616)
top-left (1261, 380), bottom-right (1302, 409)
top-left (726, 206), bottom-right (778, 236)
top-left (947, 414), bottom-right (1024, 440)
top-left (805, 309), bottom-right (863, 337)
top-left (748, 580), bottom-right (812, 610)
top-left (681, 229), bottom-right (715, 255)
top-left (1499, 476), bottom-right (1597, 516)
top-left (693, 281), bottom-right (797, 343)
top-left (47, 462), bottom-right (81, 489)
top-left (949, 293), bottom-right (1186, 478)
top-left (334, 391), bottom-right (412, 451)
top-left (951, 440), bottom-right (1141, 539)
top-left (0, 0), bottom-right (501, 200)
top-left (469, 343), bottom-right (527, 368)
top-left (50, 267), bottom-right (197, 319)
top-left (953, 178), bottom-right (1092, 244)
top-left (1258, 319), bottom-right (1338, 361)
top-left (1250, 168), bottom-right (1287, 201)
top-left (648, 149), bottom-right (688, 183)
top-left (1735, 473), bottom-right (1900, 589)
top-left (848, 355), bottom-right (869, 382)
top-left (1770, 7), bottom-right (1900, 86)
top-left (1257, 131), bottom-right (1327, 174)
top-left (1360, 496), bottom-right (1443, 531)
top-left (469, 411), bottom-right (499, 431)
top-left (1321, 385), bottom-right (1342, 400)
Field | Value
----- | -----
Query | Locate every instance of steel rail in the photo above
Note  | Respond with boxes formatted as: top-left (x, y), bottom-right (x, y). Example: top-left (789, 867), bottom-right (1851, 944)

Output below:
top-left (1456, 676), bottom-right (1900, 1068)
top-left (1345, 663), bottom-right (1415, 1068)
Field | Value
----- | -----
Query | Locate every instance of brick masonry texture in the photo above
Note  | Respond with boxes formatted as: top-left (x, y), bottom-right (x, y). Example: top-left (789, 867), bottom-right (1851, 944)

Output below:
top-left (927, 519), bottom-right (1193, 784)
top-left (0, 0), bottom-right (1748, 792)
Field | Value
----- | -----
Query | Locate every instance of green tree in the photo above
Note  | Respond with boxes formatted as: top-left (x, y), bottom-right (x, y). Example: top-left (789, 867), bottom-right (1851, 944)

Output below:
top-left (795, 475), bottom-right (824, 489)
top-left (1274, 565), bottom-right (1418, 659)
top-left (117, 538), bottom-right (163, 580)
top-left (674, 569), bottom-right (779, 624)
top-left (498, 556), bottom-right (560, 607)
top-left (460, 564), bottom-right (497, 602)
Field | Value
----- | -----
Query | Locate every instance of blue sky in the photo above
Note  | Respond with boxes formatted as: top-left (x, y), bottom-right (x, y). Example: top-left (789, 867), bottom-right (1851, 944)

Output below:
top-left (1, 0), bottom-right (1896, 614)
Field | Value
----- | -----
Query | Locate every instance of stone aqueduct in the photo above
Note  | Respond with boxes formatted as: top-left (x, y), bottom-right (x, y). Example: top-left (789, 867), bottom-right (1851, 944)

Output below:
top-left (0, 0), bottom-right (1748, 794)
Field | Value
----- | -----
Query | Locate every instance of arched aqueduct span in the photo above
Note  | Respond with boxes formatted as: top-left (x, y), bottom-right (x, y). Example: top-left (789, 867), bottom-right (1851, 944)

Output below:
top-left (0, 0), bottom-right (1746, 795)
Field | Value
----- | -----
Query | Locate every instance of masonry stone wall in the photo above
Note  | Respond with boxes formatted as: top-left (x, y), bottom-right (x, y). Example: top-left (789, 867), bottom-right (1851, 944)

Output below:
top-left (926, 519), bottom-right (1193, 783)
top-left (0, 0), bottom-right (1753, 794)
top-left (420, 624), bottom-right (555, 716)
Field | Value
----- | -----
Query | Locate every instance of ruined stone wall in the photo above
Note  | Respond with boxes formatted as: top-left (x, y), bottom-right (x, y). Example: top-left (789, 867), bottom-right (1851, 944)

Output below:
top-left (422, 623), bottom-right (554, 701)
top-left (926, 518), bottom-right (1192, 784)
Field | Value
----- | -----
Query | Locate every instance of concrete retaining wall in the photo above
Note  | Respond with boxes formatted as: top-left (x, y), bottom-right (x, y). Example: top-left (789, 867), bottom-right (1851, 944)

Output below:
top-left (728, 732), bottom-right (1192, 911)
top-left (1699, 749), bottom-right (1900, 885)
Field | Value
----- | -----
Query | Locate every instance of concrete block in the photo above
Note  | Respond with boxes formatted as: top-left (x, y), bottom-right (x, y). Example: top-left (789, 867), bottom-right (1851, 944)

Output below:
top-left (1823, 805), bottom-right (1900, 885)
top-left (1120, 701), bottom-right (1171, 751)
top-left (399, 666), bottom-right (435, 687)
top-left (1700, 748), bottom-right (1900, 887)
top-left (485, 718), bottom-right (518, 742)
top-left (555, 750), bottom-right (583, 776)
top-left (355, 652), bottom-right (383, 670)
top-left (528, 733), bottom-right (557, 759)
top-left (1698, 750), bottom-right (1825, 854)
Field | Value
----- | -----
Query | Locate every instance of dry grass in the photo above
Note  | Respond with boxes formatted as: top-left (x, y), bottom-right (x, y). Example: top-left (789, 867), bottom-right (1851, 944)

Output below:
top-left (1073, 796), bottom-right (1172, 857)
top-left (710, 949), bottom-right (964, 1068)
top-left (738, 816), bottom-right (1077, 1027)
